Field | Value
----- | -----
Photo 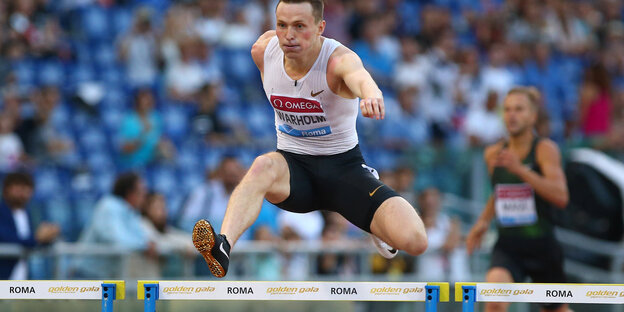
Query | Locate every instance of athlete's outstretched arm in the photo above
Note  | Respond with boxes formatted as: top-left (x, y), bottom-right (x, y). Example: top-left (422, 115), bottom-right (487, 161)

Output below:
top-left (496, 140), bottom-right (569, 208)
top-left (334, 50), bottom-right (385, 119)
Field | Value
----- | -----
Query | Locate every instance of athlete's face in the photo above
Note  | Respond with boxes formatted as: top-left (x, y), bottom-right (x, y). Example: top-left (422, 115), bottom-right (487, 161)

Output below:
top-left (275, 2), bottom-right (325, 57)
top-left (503, 93), bottom-right (537, 137)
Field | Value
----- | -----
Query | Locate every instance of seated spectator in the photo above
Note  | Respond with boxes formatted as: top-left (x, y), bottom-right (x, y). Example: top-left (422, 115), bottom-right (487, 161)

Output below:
top-left (74, 172), bottom-right (153, 278)
top-left (277, 209), bottom-right (324, 280)
top-left (17, 86), bottom-right (74, 166)
top-left (166, 36), bottom-right (206, 102)
top-left (317, 212), bottom-right (360, 276)
top-left (0, 114), bottom-right (25, 172)
top-left (0, 172), bottom-right (60, 279)
top-left (118, 89), bottom-right (174, 169)
top-left (579, 63), bottom-right (612, 139)
top-left (191, 83), bottom-right (228, 142)
top-left (139, 192), bottom-right (194, 278)
top-left (463, 91), bottom-right (505, 147)
top-left (351, 16), bottom-right (395, 88)
top-left (118, 7), bottom-right (158, 88)
top-left (394, 166), bottom-right (417, 206)
top-left (417, 188), bottom-right (469, 282)
top-left (141, 192), bottom-right (193, 253)
top-left (176, 156), bottom-right (246, 234)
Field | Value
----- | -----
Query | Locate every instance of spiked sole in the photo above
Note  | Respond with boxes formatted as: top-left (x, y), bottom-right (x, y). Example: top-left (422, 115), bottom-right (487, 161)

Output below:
top-left (192, 219), bottom-right (226, 278)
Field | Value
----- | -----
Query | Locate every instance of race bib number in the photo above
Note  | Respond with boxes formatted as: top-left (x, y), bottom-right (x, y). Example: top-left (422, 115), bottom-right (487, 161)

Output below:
top-left (495, 183), bottom-right (537, 227)
top-left (270, 94), bottom-right (332, 137)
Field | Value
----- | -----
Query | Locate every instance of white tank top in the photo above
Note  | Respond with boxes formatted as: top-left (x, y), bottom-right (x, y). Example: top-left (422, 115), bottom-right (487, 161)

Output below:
top-left (263, 36), bottom-right (359, 155)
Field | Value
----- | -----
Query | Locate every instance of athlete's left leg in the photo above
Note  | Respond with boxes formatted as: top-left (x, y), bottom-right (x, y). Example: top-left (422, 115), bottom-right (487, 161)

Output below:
top-left (369, 196), bottom-right (428, 256)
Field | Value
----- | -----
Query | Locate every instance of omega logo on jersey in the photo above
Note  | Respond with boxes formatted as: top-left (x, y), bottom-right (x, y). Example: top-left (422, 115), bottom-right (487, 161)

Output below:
top-left (270, 95), bottom-right (324, 113)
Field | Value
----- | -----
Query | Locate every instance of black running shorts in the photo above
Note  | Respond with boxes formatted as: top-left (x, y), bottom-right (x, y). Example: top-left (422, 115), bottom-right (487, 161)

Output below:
top-left (490, 235), bottom-right (566, 310)
top-left (275, 145), bottom-right (399, 233)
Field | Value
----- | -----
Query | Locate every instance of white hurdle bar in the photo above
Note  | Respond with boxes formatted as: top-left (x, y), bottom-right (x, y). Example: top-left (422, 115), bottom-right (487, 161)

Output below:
top-left (139, 280), bottom-right (449, 312)
top-left (0, 280), bottom-right (125, 312)
top-left (457, 282), bottom-right (624, 311)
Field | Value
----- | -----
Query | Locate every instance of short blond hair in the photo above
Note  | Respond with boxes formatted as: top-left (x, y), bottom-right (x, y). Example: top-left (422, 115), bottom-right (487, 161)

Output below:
top-left (506, 86), bottom-right (541, 111)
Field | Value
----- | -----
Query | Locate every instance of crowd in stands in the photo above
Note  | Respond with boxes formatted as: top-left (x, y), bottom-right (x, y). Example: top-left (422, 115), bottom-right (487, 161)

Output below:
top-left (0, 0), bottom-right (623, 279)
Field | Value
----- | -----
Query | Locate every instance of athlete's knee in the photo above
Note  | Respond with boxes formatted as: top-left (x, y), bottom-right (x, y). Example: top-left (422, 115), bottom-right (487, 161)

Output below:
top-left (395, 228), bottom-right (428, 256)
top-left (486, 267), bottom-right (513, 282)
top-left (245, 155), bottom-right (280, 188)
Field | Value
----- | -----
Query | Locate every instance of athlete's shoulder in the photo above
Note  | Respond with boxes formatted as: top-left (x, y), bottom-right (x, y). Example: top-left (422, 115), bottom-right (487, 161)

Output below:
top-left (328, 43), bottom-right (362, 75)
top-left (535, 138), bottom-right (561, 161)
top-left (251, 30), bottom-right (277, 68)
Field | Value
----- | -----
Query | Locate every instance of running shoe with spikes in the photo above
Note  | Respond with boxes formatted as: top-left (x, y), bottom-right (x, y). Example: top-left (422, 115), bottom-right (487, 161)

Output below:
top-left (371, 234), bottom-right (398, 259)
top-left (193, 219), bottom-right (231, 278)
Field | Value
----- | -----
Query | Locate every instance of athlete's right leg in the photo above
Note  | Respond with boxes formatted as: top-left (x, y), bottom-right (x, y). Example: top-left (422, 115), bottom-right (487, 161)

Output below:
top-left (484, 267), bottom-right (514, 312)
top-left (193, 152), bottom-right (290, 277)
top-left (220, 152), bottom-right (290, 246)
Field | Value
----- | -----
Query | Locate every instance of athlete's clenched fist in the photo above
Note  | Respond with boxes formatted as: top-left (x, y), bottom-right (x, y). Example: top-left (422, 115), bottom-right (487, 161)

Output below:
top-left (360, 97), bottom-right (385, 120)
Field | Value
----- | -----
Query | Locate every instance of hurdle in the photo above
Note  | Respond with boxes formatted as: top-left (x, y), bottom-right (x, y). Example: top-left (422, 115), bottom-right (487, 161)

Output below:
top-left (456, 282), bottom-right (624, 311)
top-left (0, 280), bottom-right (125, 312)
top-left (138, 280), bottom-right (449, 312)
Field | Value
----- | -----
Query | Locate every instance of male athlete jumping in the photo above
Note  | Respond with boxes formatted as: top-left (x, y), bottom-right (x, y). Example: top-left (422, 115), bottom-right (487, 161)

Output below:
top-left (193, 0), bottom-right (428, 278)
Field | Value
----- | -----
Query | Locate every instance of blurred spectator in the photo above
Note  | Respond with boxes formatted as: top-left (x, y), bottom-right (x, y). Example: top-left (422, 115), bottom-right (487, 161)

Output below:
top-left (118, 7), bottom-right (158, 87)
top-left (481, 43), bottom-right (516, 102)
top-left (394, 36), bottom-right (428, 93)
top-left (75, 172), bottom-right (153, 278)
top-left (316, 212), bottom-right (359, 276)
top-left (394, 166), bottom-right (417, 206)
top-left (196, 40), bottom-right (222, 85)
top-left (141, 192), bottom-right (193, 253)
top-left (419, 28), bottom-right (459, 142)
top-left (463, 91), bottom-right (505, 147)
top-left (278, 209), bottom-right (324, 280)
top-left (506, 0), bottom-right (544, 45)
top-left (543, 0), bottom-right (595, 55)
top-left (1, 90), bottom-right (22, 122)
top-left (16, 86), bottom-right (74, 165)
top-left (194, 0), bottom-right (227, 45)
top-left (165, 36), bottom-right (206, 102)
top-left (455, 47), bottom-right (488, 112)
top-left (0, 172), bottom-right (60, 279)
top-left (191, 83), bottom-right (226, 140)
top-left (0, 113), bottom-right (24, 172)
top-left (579, 63), bottom-right (612, 139)
top-left (176, 156), bottom-right (245, 234)
top-left (220, 8), bottom-right (258, 49)
top-left (160, 5), bottom-right (195, 67)
top-left (118, 89), bottom-right (174, 169)
top-left (379, 86), bottom-right (428, 149)
top-left (417, 187), bottom-right (469, 282)
top-left (352, 16), bottom-right (395, 88)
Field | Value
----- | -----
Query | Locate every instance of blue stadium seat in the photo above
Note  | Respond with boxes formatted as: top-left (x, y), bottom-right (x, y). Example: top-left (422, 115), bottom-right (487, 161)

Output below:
top-left (68, 63), bottom-right (95, 85)
top-left (38, 61), bottom-right (65, 86)
top-left (177, 143), bottom-right (201, 172)
top-left (78, 126), bottom-right (108, 151)
top-left (147, 165), bottom-right (178, 194)
top-left (93, 43), bottom-right (117, 70)
top-left (33, 167), bottom-right (62, 201)
top-left (162, 104), bottom-right (190, 140)
top-left (111, 7), bottom-right (133, 38)
top-left (81, 5), bottom-right (110, 42)
top-left (100, 106), bottom-right (125, 132)
top-left (177, 168), bottom-right (204, 195)
top-left (92, 170), bottom-right (116, 196)
top-left (85, 149), bottom-right (116, 172)
top-left (13, 60), bottom-right (35, 88)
